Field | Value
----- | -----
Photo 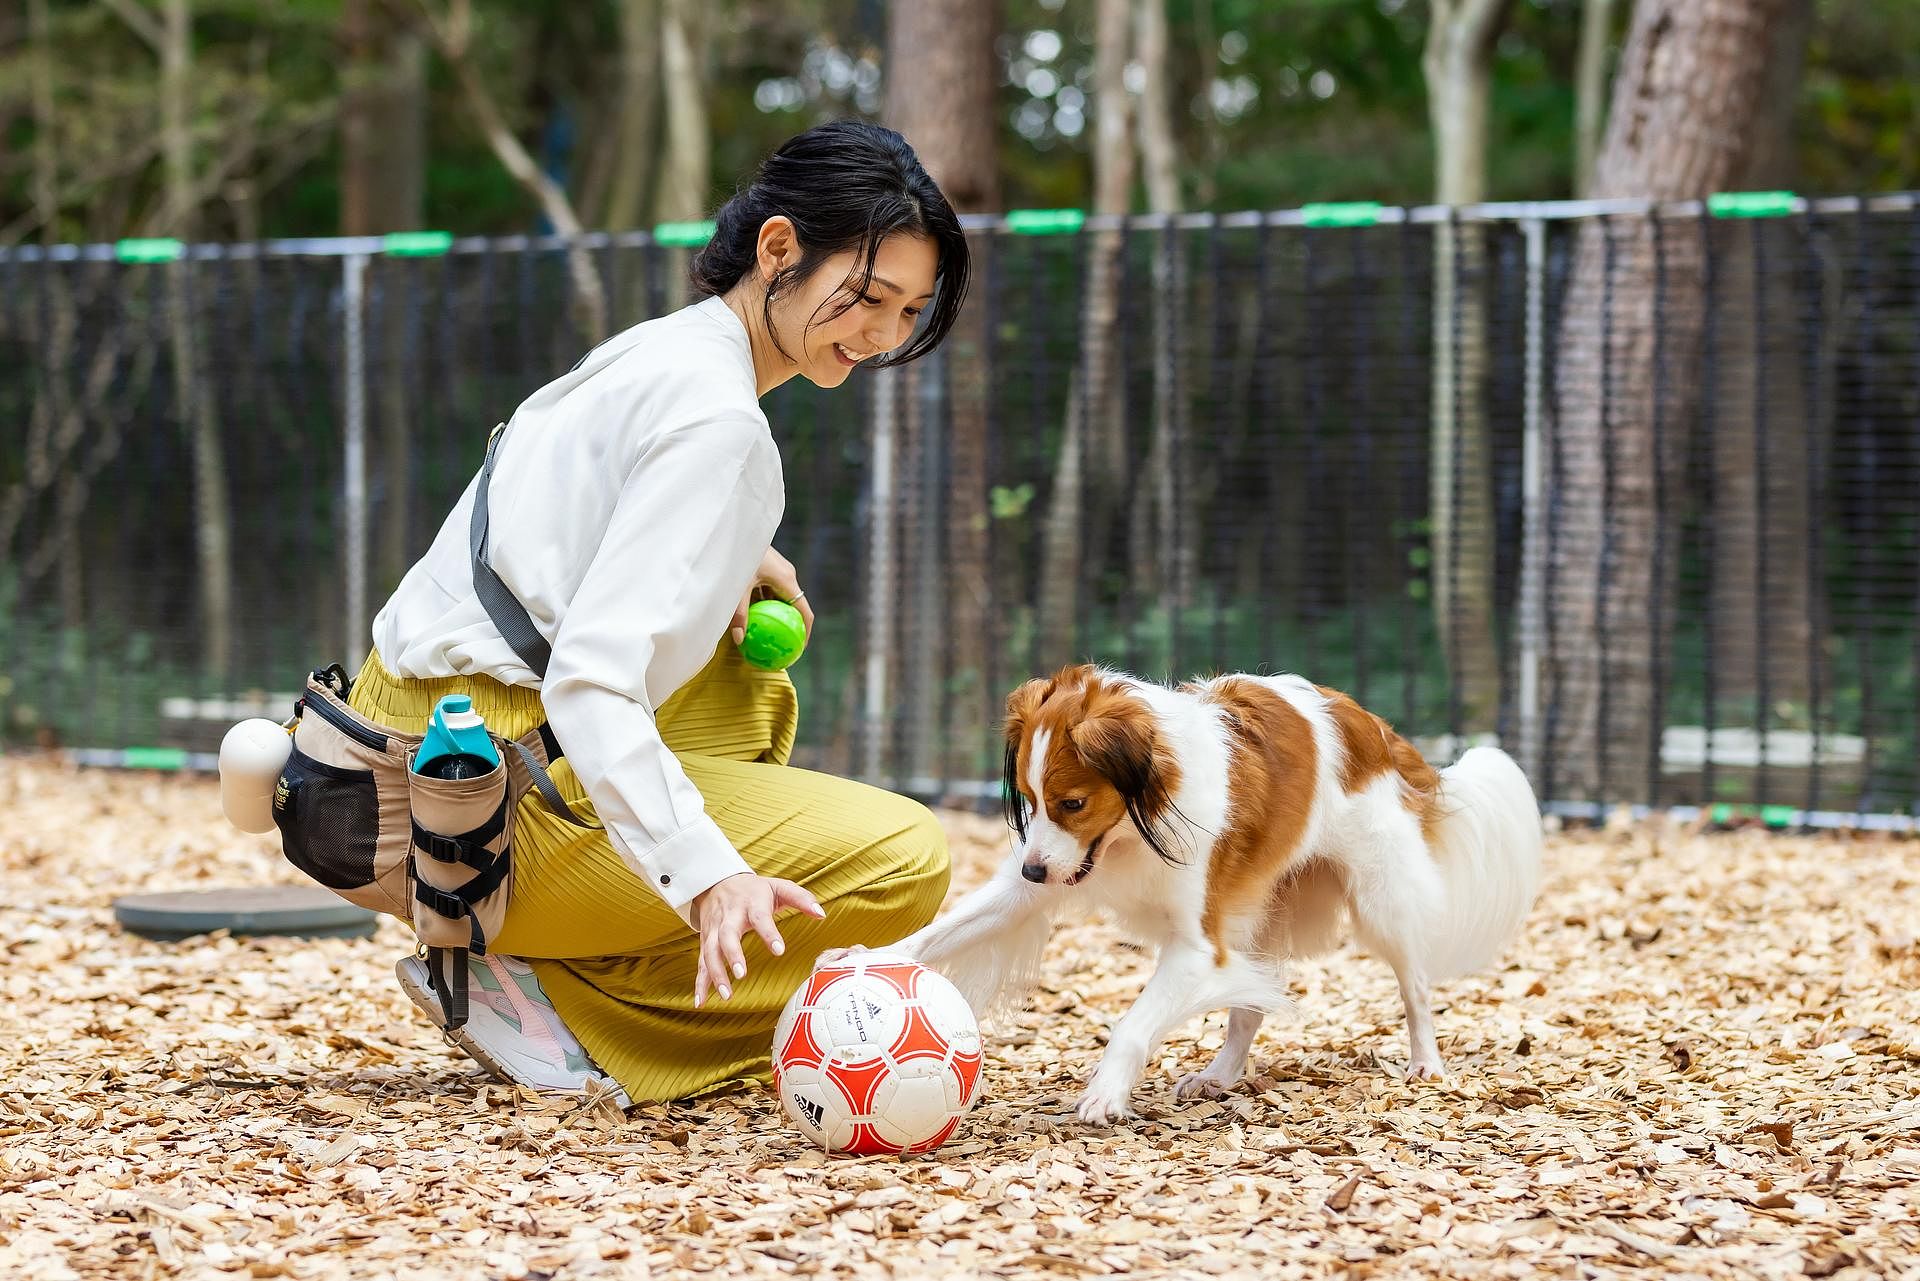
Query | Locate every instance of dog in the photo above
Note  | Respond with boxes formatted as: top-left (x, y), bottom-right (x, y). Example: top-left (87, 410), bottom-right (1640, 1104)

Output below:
top-left (857, 663), bottom-right (1543, 1125)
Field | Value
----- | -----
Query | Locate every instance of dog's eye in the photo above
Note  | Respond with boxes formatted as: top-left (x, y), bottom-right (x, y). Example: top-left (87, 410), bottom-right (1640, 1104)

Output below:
top-left (1060, 797), bottom-right (1086, 813)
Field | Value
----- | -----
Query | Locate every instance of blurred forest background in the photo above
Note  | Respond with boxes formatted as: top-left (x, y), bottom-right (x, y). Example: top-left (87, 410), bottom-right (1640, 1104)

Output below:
top-left (4, 1), bottom-right (1919, 817)
top-left (3, 0), bottom-right (1916, 246)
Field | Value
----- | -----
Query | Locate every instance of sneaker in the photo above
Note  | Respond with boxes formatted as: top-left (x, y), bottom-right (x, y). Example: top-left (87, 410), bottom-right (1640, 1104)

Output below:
top-left (396, 952), bottom-right (630, 1106)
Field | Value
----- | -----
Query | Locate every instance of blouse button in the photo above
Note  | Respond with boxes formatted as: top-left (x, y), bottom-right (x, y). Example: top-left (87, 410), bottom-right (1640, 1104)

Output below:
top-left (659, 875), bottom-right (672, 886)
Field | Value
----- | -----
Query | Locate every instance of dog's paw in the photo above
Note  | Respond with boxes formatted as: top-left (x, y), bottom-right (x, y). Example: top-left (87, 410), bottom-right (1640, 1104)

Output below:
top-left (1173, 1068), bottom-right (1238, 1100)
top-left (1074, 1083), bottom-right (1136, 1126)
top-left (811, 944), bottom-right (869, 968)
top-left (1405, 1058), bottom-right (1446, 1082)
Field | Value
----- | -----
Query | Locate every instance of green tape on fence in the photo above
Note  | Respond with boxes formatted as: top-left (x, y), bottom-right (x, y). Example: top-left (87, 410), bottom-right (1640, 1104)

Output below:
top-left (1707, 191), bottom-right (1797, 219)
top-left (653, 220), bottom-right (716, 247)
top-left (120, 746), bottom-right (190, 771)
top-left (1708, 802), bottom-right (1796, 828)
top-left (115, 238), bottom-right (185, 264)
top-left (383, 231), bottom-right (453, 257)
top-left (1302, 202), bottom-right (1383, 228)
top-left (1005, 208), bottom-right (1087, 236)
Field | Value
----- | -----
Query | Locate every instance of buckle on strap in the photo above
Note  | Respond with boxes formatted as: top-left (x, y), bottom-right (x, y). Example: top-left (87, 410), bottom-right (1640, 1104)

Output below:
top-left (408, 857), bottom-right (508, 956)
top-left (411, 800), bottom-right (507, 867)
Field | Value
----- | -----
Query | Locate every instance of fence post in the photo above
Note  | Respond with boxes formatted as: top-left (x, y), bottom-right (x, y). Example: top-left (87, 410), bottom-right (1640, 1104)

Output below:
top-left (343, 252), bottom-right (370, 673)
top-left (862, 368), bottom-right (898, 786)
top-left (1515, 217), bottom-right (1547, 781)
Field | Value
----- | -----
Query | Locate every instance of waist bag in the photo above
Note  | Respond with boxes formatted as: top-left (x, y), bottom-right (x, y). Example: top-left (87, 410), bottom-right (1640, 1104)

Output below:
top-left (272, 422), bottom-right (597, 1030)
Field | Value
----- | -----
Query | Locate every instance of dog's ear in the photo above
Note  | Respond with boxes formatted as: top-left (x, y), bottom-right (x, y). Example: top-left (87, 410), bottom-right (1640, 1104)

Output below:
top-left (1069, 693), bottom-right (1182, 864)
top-left (1004, 678), bottom-right (1049, 743)
top-left (1002, 679), bottom-right (1049, 840)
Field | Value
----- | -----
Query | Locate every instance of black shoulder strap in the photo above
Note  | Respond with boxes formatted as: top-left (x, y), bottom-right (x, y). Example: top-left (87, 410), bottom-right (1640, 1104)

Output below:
top-left (470, 423), bottom-right (553, 680)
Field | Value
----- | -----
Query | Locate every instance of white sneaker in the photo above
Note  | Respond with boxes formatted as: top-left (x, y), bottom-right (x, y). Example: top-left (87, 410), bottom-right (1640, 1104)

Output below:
top-left (396, 952), bottom-right (630, 1107)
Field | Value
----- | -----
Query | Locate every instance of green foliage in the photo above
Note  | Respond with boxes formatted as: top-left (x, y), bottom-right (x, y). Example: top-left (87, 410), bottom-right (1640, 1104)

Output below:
top-left (5, 0), bottom-right (1915, 244)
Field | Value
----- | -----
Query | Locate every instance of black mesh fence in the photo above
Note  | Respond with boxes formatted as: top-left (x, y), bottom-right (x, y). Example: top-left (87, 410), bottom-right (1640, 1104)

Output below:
top-left (2, 198), bottom-right (1917, 824)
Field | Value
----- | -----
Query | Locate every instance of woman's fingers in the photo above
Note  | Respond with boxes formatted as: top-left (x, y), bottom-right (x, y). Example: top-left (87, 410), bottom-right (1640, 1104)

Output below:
top-left (748, 905), bottom-right (785, 959)
top-left (691, 877), bottom-right (825, 1007)
top-left (699, 906), bottom-right (742, 1005)
top-left (730, 590), bottom-right (751, 647)
top-left (770, 878), bottom-right (826, 919)
top-left (719, 919), bottom-right (749, 987)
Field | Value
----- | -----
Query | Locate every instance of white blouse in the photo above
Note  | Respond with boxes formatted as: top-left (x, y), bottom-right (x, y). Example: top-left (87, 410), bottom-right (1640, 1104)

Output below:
top-left (371, 295), bottom-right (783, 922)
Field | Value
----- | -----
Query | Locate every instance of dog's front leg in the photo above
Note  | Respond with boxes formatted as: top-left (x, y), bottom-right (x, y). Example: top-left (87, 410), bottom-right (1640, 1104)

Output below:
top-left (1076, 944), bottom-right (1217, 1125)
top-left (893, 862), bottom-right (1055, 1011)
top-left (814, 856), bottom-right (1056, 1013)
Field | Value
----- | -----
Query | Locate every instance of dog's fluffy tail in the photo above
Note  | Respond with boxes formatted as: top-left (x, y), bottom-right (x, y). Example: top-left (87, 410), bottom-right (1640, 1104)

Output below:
top-left (1424, 746), bottom-right (1543, 979)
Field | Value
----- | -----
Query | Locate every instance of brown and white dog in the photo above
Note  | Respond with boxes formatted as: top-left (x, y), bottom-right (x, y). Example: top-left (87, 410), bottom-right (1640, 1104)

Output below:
top-left (869, 664), bottom-right (1543, 1125)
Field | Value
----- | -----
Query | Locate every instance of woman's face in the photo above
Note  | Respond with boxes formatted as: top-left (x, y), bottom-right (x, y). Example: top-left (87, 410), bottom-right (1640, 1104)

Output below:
top-left (771, 232), bottom-right (938, 389)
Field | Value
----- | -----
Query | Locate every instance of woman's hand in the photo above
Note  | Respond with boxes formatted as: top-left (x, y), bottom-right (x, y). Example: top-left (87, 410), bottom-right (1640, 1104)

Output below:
top-left (731, 546), bottom-right (815, 647)
top-left (690, 872), bottom-right (826, 1007)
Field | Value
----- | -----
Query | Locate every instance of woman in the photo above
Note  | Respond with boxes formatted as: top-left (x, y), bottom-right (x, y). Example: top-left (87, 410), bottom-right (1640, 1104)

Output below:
top-left (355, 121), bottom-right (969, 1103)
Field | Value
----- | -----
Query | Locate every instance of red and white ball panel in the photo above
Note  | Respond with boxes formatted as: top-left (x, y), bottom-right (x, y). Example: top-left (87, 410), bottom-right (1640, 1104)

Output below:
top-left (772, 952), bottom-right (983, 1155)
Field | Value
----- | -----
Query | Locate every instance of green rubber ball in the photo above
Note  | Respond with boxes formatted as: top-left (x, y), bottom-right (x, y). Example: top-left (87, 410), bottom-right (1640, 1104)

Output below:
top-left (740, 598), bottom-right (807, 671)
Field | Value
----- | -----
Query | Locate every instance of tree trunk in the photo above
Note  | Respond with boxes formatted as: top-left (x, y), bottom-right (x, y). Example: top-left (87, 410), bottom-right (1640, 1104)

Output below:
top-left (342, 0), bottom-right (427, 595)
top-left (655, 0), bottom-right (708, 223)
top-left (154, 0), bottom-right (236, 687)
top-left (27, 0), bottom-right (84, 627)
top-left (1424, 0), bottom-right (1512, 737)
top-left (1040, 0), bottom-right (1134, 663)
top-left (884, 0), bottom-right (1000, 797)
top-left (653, 0), bottom-right (709, 309)
top-left (341, 0), bottom-right (426, 236)
top-left (1123, 0), bottom-right (1195, 659)
top-left (1546, 0), bottom-right (1794, 803)
top-left (598, 0), bottom-right (662, 233)
top-left (1133, 0), bottom-right (1179, 214)
top-left (1574, 0), bottom-right (1620, 197)
top-left (1706, 0), bottom-right (1817, 727)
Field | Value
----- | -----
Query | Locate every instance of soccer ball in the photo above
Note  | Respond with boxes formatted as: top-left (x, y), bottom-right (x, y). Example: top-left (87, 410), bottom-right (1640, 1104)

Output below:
top-left (772, 952), bottom-right (984, 1154)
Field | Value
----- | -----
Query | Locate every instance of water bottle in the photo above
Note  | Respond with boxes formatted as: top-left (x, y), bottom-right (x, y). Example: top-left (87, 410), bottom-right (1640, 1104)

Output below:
top-left (414, 694), bottom-right (500, 779)
top-left (219, 718), bottom-right (294, 833)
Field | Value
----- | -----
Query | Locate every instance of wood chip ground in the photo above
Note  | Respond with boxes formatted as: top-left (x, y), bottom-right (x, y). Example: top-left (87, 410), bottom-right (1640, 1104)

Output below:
top-left (2, 755), bottom-right (1917, 1279)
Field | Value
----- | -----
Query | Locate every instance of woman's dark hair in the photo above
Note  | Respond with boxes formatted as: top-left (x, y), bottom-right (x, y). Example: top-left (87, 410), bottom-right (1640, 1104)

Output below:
top-left (689, 120), bottom-right (970, 368)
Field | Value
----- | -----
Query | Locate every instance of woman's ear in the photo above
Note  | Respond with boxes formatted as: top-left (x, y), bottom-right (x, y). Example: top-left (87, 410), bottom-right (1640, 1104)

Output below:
top-left (755, 215), bottom-right (799, 281)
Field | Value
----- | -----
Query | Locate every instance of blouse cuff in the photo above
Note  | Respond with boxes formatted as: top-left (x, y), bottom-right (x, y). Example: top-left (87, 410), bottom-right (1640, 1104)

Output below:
top-left (629, 815), bottom-right (754, 925)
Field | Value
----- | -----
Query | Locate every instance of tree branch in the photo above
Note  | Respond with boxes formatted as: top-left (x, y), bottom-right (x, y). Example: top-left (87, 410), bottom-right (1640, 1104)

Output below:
top-left (98, 0), bottom-right (163, 53)
top-left (410, 0), bottom-right (606, 340)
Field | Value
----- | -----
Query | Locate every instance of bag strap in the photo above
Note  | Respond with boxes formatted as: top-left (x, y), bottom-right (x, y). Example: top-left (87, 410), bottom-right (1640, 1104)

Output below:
top-left (464, 424), bottom-right (601, 827)
top-left (470, 423), bottom-right (553, 679)
top-left (425, 945), bottom-right (472, 1030)
top-left (509, 738), bottom-right (601, 830)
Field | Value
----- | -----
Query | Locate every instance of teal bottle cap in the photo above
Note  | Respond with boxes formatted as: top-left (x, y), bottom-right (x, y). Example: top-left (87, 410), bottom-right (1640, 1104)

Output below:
top-left (740, 599), bottom-right (807, 671)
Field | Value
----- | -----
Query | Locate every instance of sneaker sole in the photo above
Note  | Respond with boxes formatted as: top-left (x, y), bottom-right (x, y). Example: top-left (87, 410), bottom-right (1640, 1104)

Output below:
top-left (395, 956), bottom-right (546, 1092)
top-left (395, 957), bottom-right (631, 1107)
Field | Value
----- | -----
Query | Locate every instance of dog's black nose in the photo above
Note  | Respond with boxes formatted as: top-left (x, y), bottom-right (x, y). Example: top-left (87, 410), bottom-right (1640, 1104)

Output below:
top-left (1021, 861), bottom-right (1048, 883)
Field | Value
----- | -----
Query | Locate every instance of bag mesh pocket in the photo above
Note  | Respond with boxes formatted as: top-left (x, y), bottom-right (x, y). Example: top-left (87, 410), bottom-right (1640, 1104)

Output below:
top-left (273, 746), bottom-right (378, 890)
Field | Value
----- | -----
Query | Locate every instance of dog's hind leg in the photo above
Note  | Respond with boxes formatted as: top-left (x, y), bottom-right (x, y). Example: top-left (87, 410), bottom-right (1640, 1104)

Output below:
top-left (1341, 812), bottom-right (1449, 1080)
top-left (1173, 1007), bottom-right (1264, 1100)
